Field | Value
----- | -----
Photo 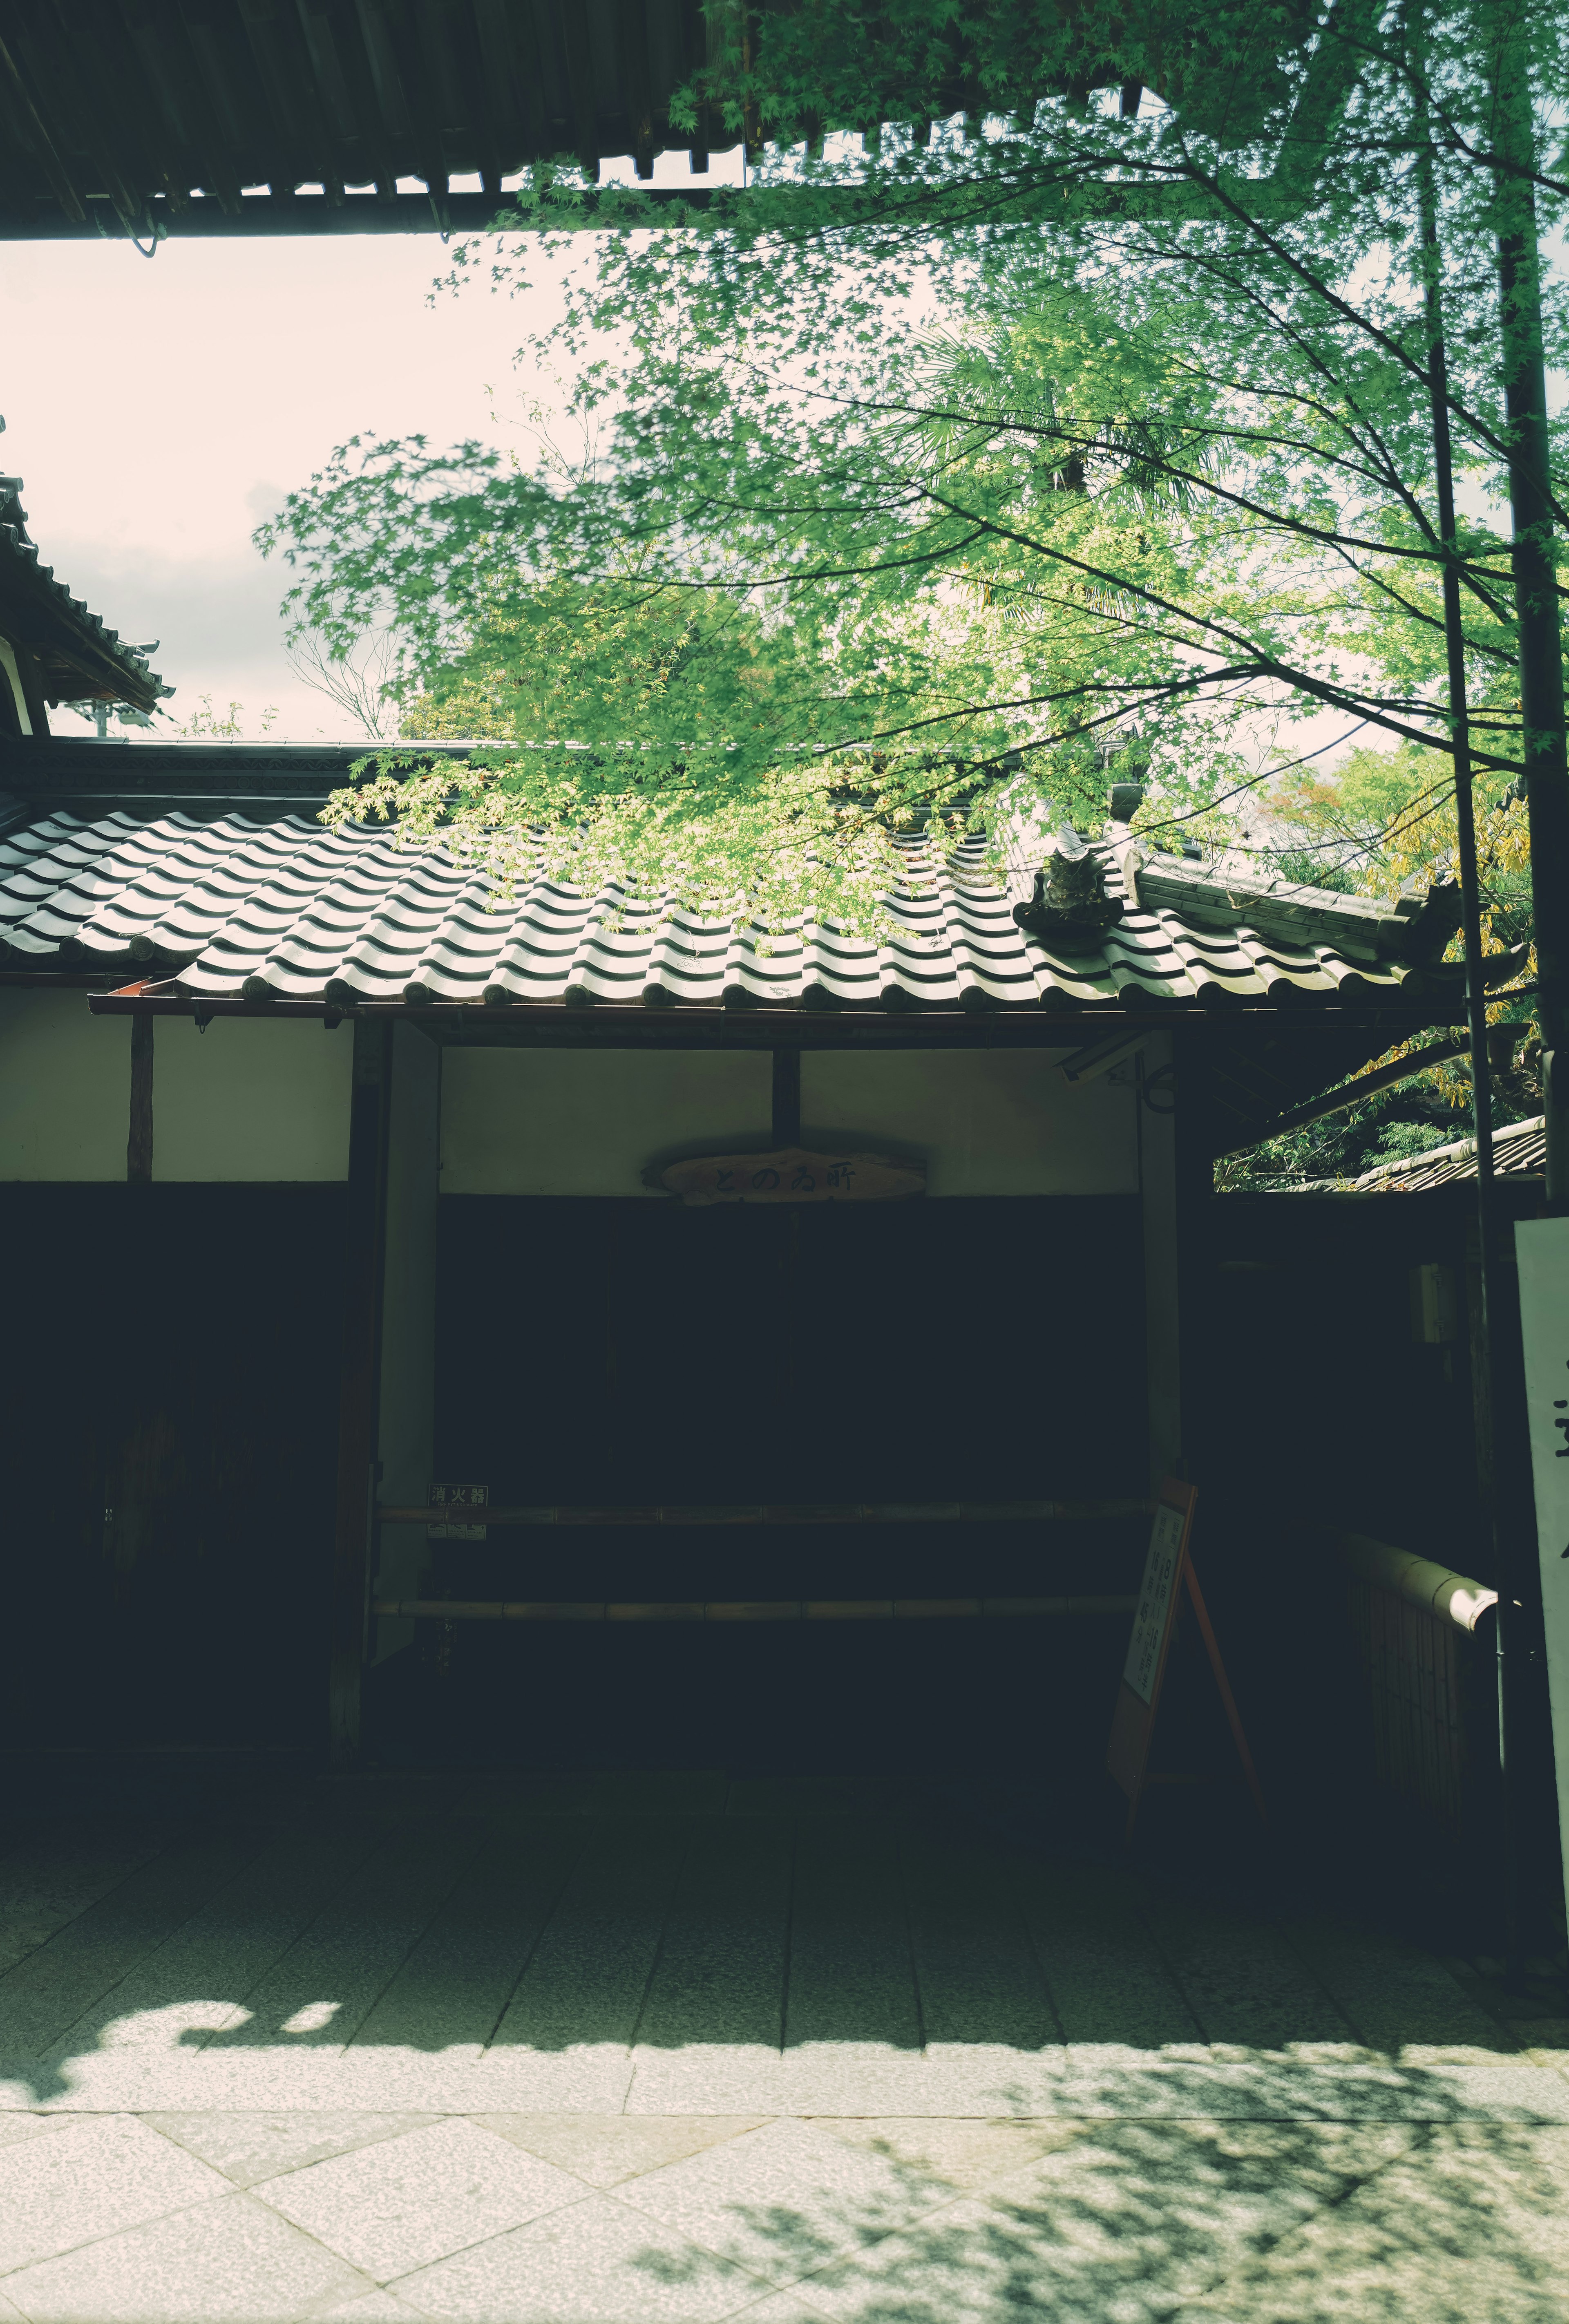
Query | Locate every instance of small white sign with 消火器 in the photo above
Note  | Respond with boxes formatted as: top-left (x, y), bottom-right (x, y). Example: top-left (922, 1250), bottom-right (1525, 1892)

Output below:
top-left (1122, 1501), bottom-right (1188, 1704)
top-left (428, 1482), bottom-right (488, 1541)
top-left (1513, 1217), bottom-right (1569, 1939)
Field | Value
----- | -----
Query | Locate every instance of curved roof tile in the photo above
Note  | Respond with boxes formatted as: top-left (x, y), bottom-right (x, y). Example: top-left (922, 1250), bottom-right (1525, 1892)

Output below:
top-left (0, 807), bottom-right (1448, 1013)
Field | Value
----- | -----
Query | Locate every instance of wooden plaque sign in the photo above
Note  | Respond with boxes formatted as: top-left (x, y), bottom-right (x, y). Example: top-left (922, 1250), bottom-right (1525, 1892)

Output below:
top-left (1106, 1478), bottom-right (1265, 1835)
top-left (659, 1147), bottom-right (924, 1207)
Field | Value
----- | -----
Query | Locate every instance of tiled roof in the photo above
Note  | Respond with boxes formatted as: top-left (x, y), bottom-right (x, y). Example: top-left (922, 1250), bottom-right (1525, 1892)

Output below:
top-left (1294, 1113), bottom-right (1547, 1194)
top-left (0, 805), bottom-right (1464, 1013)
top-left (0, 479), bottom-right (170, 712)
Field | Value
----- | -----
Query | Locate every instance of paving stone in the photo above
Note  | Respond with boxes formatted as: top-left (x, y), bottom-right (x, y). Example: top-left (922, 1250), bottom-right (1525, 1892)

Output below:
top-left (793, 2120), bottom-right (1418, 2321)
top-left (1513, 2020), bottom-right (1569, 2072)
top-left (724, 2295), bottom-right (836, 2322)
top-left (0, 1830), bottom-right (270, 2060)
top-left (255, 2114), bottom-right (586, 2281)
top-left (393, 2188), bottom-right (766, 2320)
top-left (1170, 2122), bottom-right (1569, 2322)
top-left (816, 2116), bottom-right (1077, 2193)
top-left (0, 2109), bottom-right (232, 2275)
top-left (348, 1824), bottom-right (585, 2058)
top-left (591, 1772), bottom-right (730, 1818)
top-left (28, 2038), bottom-right (635, 2116)
top-left (0, 1827), bottom-right (162, 1980)
top-left (40, 1824), bottom-right (391, 2065)
top-left (724, 1780), bottom-right (894, 1819)
top-left (898, 1827), bottom-right (1059, 2055)
top-left (784, 1821), bottom-right (922, 2056)
top-left (1012, 1860), bottom-right (1205, 2059)
top-left (474, 2113), bottom-right (773, 2188)
top-left (615, 2115), bottom-right (958, 2289)
top-left (312, 2290), bottom-right (430, 2320)
top-left (142, 2109), bottom-right (440, 2189)
top-left (490, 1818), bottom-right (690, 2053)
top-left (0, 2110), bottom-right (77, 2152)
top-left (213, 1823), bottom-right (483, 2055)
top-left (1279, 1914), bottom-right (1526, 2064)
top-left (1131, 1884), bottom-right (1358, 2055)
top-left (635, 1818), bottom-right (794, 2053)
top-left (0, 2188), bottom-right (371, 2323)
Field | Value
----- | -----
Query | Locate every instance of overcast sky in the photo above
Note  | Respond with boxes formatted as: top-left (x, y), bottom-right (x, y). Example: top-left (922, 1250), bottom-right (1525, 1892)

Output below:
top-left (3, 170), bottom-right (1556, 770)
top-left (0, 150), bottom-right (745, 743)
top-left (0, 230), bottom-right (567, 739)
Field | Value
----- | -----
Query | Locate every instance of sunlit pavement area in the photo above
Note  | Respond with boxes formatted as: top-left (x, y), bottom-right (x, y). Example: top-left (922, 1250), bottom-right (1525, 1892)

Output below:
top-left (2, 1768), bottom-right (1568, 2324)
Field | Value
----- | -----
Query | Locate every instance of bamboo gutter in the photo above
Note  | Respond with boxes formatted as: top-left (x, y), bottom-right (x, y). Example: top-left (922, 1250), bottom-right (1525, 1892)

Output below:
top-left (374, 1596), bottom-right (1139, 1624)
top-left (384, 1499), bottom-right (1153, 1528)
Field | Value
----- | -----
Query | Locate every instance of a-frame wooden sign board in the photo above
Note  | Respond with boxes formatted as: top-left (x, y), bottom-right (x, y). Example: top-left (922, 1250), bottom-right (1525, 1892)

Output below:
top-left (1107, 1479), bottom-right (1266, 1838)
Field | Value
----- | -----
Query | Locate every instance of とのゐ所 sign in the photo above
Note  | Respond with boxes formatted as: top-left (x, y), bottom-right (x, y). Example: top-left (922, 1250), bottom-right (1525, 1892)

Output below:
top-left (658, 1147), bottom-right (924, 1206)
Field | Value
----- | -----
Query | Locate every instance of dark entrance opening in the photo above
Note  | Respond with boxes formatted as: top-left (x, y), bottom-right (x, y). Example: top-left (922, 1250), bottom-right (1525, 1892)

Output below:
top-left (373, 1193), bottom-right (1151, 1778)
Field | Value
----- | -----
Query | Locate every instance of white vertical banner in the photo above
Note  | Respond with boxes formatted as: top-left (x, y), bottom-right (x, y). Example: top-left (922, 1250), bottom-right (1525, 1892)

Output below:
top-left (1513, 1216), bottom-right (1569, 1933)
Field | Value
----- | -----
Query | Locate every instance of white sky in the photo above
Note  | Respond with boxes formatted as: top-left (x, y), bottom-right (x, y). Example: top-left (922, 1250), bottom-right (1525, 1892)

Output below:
top-left (0, 232), bottom-right (556, 738)
top-left (0, 148), bottom-right (746, 743)
top-left (2, 166), bottom-right (1558, 767)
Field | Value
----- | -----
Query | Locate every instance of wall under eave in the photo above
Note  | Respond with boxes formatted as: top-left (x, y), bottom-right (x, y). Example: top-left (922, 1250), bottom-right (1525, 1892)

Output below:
top-left (152, 1017), bottom-right (351, 1181)
top-left (802, 1051), bottom-right (1137, 1195)
top-left (0, 993), bottom-right (352, 1181)
top-left (0, 989), bottom-right (131, 1178)
top-left (439, 1046), bottom-right (1138, 1197)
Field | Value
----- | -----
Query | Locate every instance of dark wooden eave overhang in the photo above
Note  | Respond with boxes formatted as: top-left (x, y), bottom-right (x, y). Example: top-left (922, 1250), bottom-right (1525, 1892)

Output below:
top-left (0, 0), bottom-right (1330, 241)
top-left (0, 479), bottom-right (170, 716)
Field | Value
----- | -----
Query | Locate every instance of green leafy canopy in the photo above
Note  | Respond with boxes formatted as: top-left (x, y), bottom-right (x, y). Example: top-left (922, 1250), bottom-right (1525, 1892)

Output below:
top-left (255, 0), bottom-right (1567, 930)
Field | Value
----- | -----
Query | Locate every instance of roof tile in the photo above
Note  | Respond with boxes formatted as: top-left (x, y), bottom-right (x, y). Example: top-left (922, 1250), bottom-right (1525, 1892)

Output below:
top-left (0, 808), bottom-right (1451, 1014)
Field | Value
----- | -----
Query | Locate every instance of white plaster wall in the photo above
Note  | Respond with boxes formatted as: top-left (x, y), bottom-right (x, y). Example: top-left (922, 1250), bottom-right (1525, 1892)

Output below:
top-left (440, 1047), bottom-right (773, 1194)
top-left (152, 1015), bottom-right (352, 1181)
top-left (802, 1050), bottom-right (1138, 1194)
top-left (0, 989), bottom-right (130, 1179)
top-left (440, 1043), bottom-right (1137, 1197)
top-left (439, 1055), bottom-right (771, 1199)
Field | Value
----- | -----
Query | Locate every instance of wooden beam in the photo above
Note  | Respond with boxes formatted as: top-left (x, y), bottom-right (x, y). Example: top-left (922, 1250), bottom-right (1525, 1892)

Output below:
top-left (1220, 1032), bottom-right (1480, 1152)
top-left (771, 1048), bottom-right (802, 1146)
top-left (372, 1595), bottom-right (1140, 1623)
top-left (1133, 856), bottom-right (1452, 962)
top-left (376, 1498), bottom-right (1152, 1525)
top-left (614, 0), bottom-right (656, 178)
top-left (7, 640), bottom-right (51, 738)
top-left (313, 0), bottom-right (401, 201)
top-left (0, 27), bottom-right (86, 222)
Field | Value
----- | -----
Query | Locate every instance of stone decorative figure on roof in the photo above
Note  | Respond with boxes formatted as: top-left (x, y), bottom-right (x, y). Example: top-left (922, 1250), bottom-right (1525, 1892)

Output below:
top-left (1012, 825), bottom-right (1127, 951)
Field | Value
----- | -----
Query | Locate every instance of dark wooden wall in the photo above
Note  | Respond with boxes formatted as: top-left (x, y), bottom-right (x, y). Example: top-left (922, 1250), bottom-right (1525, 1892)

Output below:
top-left (404, 1194), bottom-right (1151, 1774)
top-left (0, 1185), bottom-right (346, 1751)
top-left (433, 1194), bottom-right (1148, 1582)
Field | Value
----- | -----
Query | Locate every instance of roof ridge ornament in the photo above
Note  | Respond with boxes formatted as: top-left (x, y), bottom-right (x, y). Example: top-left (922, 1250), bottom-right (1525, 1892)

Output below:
top-left (1011, 822), bottom-right (1127, 951)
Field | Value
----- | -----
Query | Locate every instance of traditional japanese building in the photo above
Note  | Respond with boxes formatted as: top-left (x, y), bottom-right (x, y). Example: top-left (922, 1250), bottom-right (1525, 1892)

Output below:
top-left (0, 710), bottom-right (1515, 1801)
top-left (0, 472), bottom-right (169, 743)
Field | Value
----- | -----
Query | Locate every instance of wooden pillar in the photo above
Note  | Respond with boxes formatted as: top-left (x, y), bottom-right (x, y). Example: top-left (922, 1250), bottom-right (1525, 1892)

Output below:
top-left (1140, 1031), bottom-right (1182, 1490)
top-left (329, 1017), bottom-right (392, 1761)
top-left (370, 1024), bottom-right (440, 1668)
top-left (1139, 1027), bottom-right (1214, 1491)
top-left (127, 1013), bottom-right (154, 1181)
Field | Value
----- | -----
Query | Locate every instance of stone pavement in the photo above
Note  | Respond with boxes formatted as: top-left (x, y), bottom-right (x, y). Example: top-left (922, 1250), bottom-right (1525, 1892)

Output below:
top-left (0, 1770), bottom-right (1566, 2322)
